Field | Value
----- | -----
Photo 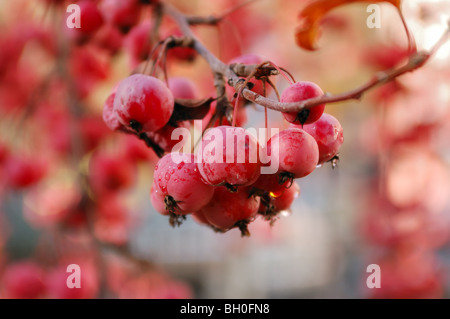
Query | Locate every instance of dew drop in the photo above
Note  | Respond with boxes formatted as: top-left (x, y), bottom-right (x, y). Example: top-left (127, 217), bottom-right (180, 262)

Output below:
top-left (280, 209), bottom-right (292, 217)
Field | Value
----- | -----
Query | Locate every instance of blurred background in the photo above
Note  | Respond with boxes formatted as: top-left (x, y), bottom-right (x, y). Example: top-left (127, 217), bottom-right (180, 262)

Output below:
top-left (0, 0), bottom-right (449, 298)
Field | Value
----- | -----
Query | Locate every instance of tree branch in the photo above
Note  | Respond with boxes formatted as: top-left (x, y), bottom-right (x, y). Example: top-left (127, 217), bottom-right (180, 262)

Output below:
top-left (164, 2), bottom-right (450, 116)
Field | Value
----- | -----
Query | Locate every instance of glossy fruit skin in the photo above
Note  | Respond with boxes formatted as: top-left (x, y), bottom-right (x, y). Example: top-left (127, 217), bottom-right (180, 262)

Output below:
top-left (191, 210), bottom-right (211, 226)
top-left (103, 91), bottom-right (121, 131)
top-left (258, 181), bottom-right (300, 217)
top-left (271, 182), bottom-right (300, 211)
top-left (152, 153), bottom-right (214, 213)
top-left (251, 172), bottom-right (290, 196)
top-left (267, 127), bottom-right (319, 178)
top-left (301, 113), bottom-right (344, 164)
top-left (281, 81), bottom-right (325, 125)
top-left (150, 186), bottom-right (170, 216)
top-left (103, 89), bottom-right (132, 133)
top-left (198, 186), bottom-right (260, 231)
top-left (197, 125), bottom-right (261, 187)
top-left (113, 74), bottom-right (174, 133)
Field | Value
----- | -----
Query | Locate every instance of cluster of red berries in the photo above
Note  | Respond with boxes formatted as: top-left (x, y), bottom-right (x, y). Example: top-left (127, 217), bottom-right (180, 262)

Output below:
top-left (104, 67), bottom-right (344, 236)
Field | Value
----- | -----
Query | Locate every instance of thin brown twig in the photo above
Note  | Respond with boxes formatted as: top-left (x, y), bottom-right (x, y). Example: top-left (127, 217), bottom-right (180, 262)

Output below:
top-left (186, 0), bottom-right (259, 25)
top-left (164, 2), bottom-right (449, 117)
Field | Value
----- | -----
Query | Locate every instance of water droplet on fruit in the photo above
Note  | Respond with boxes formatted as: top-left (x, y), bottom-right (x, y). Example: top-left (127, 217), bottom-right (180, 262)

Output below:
top-left (280, 209), bottom-right (292, 217)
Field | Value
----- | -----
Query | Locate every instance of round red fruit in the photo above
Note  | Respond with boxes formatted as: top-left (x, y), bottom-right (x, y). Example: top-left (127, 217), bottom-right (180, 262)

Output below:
top-left (103, 91), bottom-right (120, 130)
top-left (146, 121), bottom-right (189, 153)
top-left (100, 0), bottom-right (141, 32)
top-left (281, 81), bottom-right (325, 125)
top-left (152, 153), bottom-right (214, 213)
top-left (197, 125), bottom-right (261, 188)
top-left (168, 77), bottom-right (198, 100)
top-left (251, 172), bottom-right (291, 196)
top-left (77, 1), bottom-right (104, 35)
top-left (198, 186), bottom-right (260, 234)
top-left (124, 20), bottom-right (153, 67)
top-left (113, 74), bottom-right (174, 133)
top-left (267, 127), bottom-right (319, 179)
top-left (301, 113), bottom-right (344, 164)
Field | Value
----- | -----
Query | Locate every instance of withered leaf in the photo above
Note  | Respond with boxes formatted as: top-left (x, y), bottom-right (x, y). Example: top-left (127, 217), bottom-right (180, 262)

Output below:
top-left (295, 0), bottom-right (402, 51)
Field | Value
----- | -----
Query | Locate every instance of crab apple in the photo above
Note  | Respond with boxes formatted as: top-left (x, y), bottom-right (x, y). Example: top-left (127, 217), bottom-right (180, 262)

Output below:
top-left (267, 127), bottom-right (319, 180)
top-left (191, 210), bottom-right (211, 227)
top-left (251, 172), bottom-right (291, 196)
top-left (124, 20), bottom-right (153, 67)
top-left (270, 181), bottom-right (300, 212)
top-left (69, 46), bottom-right (109, 98)
top-left (103, 91), bottom-right (120, 130)
top-left (146, 121), bottom-right (189, 153)
top-left (113, 74), bottom-right (174, 133)
top-left (281, 81), bottom-right (325, 125)
top-left (93, 23), bottom-right (123, 55)
top-left (168, 77), bottom-right (199, 100)
top-left (198, 186), bottom-right (260, 236)
top-left (76, 0), bottom-right (104, 36)
top-left (150, 186), bottom-right (169, 216)
top-left (2, 261), bottom-right (46, 299)
top-left (99, 0), bottom-right (141, 33)
top-left (4, 154), bottom-right (47, 189)
top-left (259, 182), bottom-right (300, 221)
top-left (89, 153), bottom-right (136, 196)
top-left (152, 153), bottom-right (214, 214)
top-left (301, 113), bottom-right (344, 164)
top-left (103, 90), bottom-right (129, 132)
top-left (197, 125), bottom-right (262, 188)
